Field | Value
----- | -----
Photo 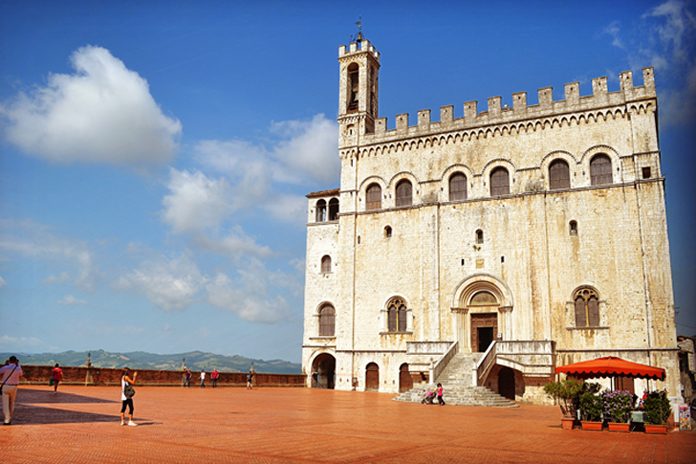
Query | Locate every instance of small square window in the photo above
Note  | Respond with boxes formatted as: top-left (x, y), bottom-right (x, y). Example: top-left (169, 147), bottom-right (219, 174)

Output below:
top-left (642, 167), bottom-right (651, 179)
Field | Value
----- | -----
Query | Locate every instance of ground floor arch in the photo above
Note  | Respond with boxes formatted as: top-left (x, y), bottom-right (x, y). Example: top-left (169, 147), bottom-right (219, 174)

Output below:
top-left (311, 353), bottom-right (335, 389)
top-left (365, 362), bottom-right (379, 391)
top-left (399, 363), bottom-right (413, 392)
top-left (498, 366), bottom-right (515, 400)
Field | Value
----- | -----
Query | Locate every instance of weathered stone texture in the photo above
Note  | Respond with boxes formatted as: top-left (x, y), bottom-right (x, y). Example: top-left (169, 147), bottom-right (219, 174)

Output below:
top-left (302, 38), bottom-right (678, 402)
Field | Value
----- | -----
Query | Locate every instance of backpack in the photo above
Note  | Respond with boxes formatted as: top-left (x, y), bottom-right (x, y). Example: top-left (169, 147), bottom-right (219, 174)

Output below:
top-left (124, 383), bottom-right (136, 398)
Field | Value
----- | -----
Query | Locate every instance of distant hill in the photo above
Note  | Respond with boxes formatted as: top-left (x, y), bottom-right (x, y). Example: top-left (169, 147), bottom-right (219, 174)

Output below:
top-left (0, 350), bottom-right (301, 374)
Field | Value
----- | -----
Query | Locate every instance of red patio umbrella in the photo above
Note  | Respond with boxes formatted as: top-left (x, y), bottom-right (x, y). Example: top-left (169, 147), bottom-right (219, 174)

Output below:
top-left (555, 356), bottom-right (665, 381)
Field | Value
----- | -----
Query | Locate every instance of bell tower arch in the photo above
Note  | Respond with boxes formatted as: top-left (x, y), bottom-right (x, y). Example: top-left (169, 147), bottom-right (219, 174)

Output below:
top-left (337, 33), bottom-right (380, 148)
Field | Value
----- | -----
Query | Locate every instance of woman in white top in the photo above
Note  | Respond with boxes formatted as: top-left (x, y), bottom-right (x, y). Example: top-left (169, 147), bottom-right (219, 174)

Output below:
top-left (120, 367), bottom-right (138, 426)
top-left (1, 356), bottom-right (23, 425)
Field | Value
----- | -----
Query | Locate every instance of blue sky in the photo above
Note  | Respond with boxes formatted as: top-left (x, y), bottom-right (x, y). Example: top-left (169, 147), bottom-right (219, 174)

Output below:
top-left (0, 1), bottom-right (694, 362)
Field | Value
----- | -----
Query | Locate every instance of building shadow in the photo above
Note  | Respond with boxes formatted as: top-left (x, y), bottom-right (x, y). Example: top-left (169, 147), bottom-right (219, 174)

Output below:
top-left (11, 404), bottom-right (120, 425)
top-left (18, 389), bottom-right (117, 404)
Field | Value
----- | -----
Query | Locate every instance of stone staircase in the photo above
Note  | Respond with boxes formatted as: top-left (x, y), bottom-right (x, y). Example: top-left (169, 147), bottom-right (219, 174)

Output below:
top-left (394, 353), bottom-right (518, 408)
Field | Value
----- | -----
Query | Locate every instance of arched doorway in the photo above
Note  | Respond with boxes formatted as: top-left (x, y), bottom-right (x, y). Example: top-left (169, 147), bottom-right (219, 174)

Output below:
top-left (399, 363), bottom-right (413, 392)
top-left (498, 366), bottom-right (515, 400)
top-left (311, 353), bottom-right (335, 389)
top-left (365, 362), bottom-right (379, 391)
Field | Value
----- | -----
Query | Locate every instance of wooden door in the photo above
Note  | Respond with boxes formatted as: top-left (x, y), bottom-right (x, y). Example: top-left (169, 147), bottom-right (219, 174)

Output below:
top-left (470, 313), bottom-right (498, 352)
top-left (365, 363), bottom-right (379, 391)
top-left (399, 363), bottom-right (413, 392)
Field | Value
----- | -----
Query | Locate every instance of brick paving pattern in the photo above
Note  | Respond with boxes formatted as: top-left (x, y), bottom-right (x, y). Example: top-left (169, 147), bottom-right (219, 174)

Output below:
top-left (1, 385), bottom-right (694, 463)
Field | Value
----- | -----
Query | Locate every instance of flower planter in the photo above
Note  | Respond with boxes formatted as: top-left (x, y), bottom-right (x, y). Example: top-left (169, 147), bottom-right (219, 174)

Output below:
top-left (644, 424), bottom-right (668, 434)
top-left (607, 422), bottom-right (629, 432)
top-left (581, 420), bottom-right (603, 431)
top-left (561, 418), bottom-right (575, 430)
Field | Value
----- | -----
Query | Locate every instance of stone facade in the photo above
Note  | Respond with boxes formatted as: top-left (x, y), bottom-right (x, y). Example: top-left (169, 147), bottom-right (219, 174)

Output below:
top-left (302, 36), bottom-right (680, 404)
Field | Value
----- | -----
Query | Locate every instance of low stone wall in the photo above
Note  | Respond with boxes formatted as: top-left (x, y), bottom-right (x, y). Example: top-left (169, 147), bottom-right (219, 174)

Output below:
top-left (20, 365), bottom-right (305, 387)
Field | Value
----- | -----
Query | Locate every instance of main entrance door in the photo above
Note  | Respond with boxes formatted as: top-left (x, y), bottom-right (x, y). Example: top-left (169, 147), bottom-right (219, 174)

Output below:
top-left (471, 313), bottom-right (498, 352)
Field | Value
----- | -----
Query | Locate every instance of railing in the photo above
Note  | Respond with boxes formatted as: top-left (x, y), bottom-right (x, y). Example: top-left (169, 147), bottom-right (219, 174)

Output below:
top-left (430, 341), bottom-right (458, 383)
top-left (475, 340), bottom-right (498, 386)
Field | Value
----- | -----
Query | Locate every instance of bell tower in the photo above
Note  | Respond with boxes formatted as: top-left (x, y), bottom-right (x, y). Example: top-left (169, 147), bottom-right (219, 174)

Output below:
top-left (337, 33), bottom-right (380, 148)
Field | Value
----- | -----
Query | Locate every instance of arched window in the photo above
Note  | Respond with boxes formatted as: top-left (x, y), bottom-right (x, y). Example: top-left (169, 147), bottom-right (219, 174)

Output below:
top-left (328, 198), bottom-right (339, 221)
top-left (319, 304), bottom-right (335, 336)
top-left (395, 180), bottom-right (413, 207)
top-left (590, 154), bottom-right (612, 186)
top-left (384, 225), bottom-right (392, 238)
top-left (366, 183), bottom-right (382, 210)
top-left (574, 287), bottom-right (600, 328)
top-left (476, 229), bottom-right (484, 244)
top-left (315, 199), bottom-right (327, 222)
top-left (449, 172), bottom-right (468, 201)
top-left (347, 63), bottom-right (359, 112)
top-left (549, 159), bottom-right (570, 190)
top-left (321, 255), bottom-right (331, 274)
top-left (490, 167), bottom-right (510, 196)
top-left (569, 220), bottom-right (578, 236)
top-left (387, 297), bottom-right (408, 332)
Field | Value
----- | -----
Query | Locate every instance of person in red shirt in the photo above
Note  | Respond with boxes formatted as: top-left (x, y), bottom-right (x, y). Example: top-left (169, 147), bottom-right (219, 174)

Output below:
top-left (51, 363), bottom-right (64, 393)
top-left (436, 383), bottom-right (445, 406)
top-left (211, 369), bottom-right (219, 388)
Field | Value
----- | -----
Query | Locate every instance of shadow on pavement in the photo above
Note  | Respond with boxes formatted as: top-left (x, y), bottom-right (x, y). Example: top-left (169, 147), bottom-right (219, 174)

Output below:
top-left (11, 404), bottom-right (120, 425)
top-left (18, 389), bottom-right (117, 404)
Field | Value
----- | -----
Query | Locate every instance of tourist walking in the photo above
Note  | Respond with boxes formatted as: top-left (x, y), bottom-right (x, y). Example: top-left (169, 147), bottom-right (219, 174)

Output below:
top-left (246, 370), bottom-right (253, 389)
top-left (51, 363), bottom-right (64, 393)
top-left (211, 369), bottom-right (219, 388)
top-left (436, 383), bottom-right (445, 406)
top-left (200, 370), bottom-right (206, 388)
top-left (119, 368), bottom-right (138, 426)
top-left (1, 356), bottom-right (24, 425)
top-left (184, 368), bottom-right (191, 387)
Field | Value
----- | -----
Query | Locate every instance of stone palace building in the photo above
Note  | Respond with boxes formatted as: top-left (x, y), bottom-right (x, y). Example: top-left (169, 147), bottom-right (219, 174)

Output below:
top-left (301, 35), bottom-right (679, 404)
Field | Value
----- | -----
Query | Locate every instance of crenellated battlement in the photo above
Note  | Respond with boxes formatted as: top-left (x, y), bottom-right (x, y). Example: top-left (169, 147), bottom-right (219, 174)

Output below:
top-left (338, 37), bottom-right (380, 62)
top-left (363, 68), bottom-right (655, 144)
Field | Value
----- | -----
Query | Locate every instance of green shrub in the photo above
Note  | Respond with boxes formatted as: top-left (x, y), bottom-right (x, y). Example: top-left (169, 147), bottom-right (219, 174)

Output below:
top-left (543, 378), bottom-right (583, 418)
top-left (579, 383), bottom-right (603, 422)
top-left (643, 390), bottom-right (671, 425)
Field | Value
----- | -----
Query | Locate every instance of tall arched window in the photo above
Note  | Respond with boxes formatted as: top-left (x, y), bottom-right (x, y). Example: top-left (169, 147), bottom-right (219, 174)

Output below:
top-left (328, 198), bottom-right (339, 221)
top-left (490, 167), bottom-right (510, 196)
top-left (590, 154), bottom-right (612, 186)
top-left (366, 183), bottom-right (382, 210)
top-left (387, 297), bottom-right (408, 332)
top-left (319, 304), bottom-right (335, 336)
top-left (449, 172), bottom-right (468, 201)
top-left (549, 159), bottom-right (570, 190)
top-left (321, 255), bottom-right (331, 274)
top-left (347, 63), bottom-right (359, 112)
top-left (315, 199), bottom-right (327, 222)
top-left (475, 229), bottom-right (484, 244)
top-left (574, 287), bottom-right (600, 328)
top-left (395, 180), bottom-right (413, 207)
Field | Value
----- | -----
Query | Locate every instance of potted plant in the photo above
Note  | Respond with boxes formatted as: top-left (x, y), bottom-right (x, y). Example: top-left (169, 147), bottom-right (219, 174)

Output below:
top-left (579, 383), bottom-right (603, 431)
top-left (643, 390), bottom-right (672, 434)
top-left (602, 390), bottom-right (632, 432)
top-left (543, 378), bottom-right (583, 430)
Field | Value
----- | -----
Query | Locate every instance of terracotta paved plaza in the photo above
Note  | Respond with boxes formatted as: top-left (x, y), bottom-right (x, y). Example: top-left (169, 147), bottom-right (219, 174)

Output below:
top-left (1, 385), bottom-right (694, 463)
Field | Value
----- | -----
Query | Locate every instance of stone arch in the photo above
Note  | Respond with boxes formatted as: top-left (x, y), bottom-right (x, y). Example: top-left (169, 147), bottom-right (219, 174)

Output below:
top-left (580, 145), bottom-right (621, 184)
top-left (540, 150), bottom-right (578, 190)
top-left (310, 351), bottom-right (336, 389)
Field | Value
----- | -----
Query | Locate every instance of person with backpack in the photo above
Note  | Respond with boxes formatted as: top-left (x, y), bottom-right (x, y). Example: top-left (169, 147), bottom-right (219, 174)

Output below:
top-left (120, 367), bottom-right (138, 426)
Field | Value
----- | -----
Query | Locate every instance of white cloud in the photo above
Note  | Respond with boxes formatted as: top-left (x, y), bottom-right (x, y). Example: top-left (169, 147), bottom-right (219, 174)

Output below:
top-left (0, 219), bottom-right (95, 289)
top-left (604, 21), bottom-right (625, 49)
top-left (194, 226), bottom-right (272, 258)
top-left (263, 193), bottom-right (308, 225)
top-left (206, 261), bottom-right (293, 323)
top-left (59, 294), bottom-right (87, 305)
top-left (0, 276), bottom-right (5, 288)
top-left (162, 169), bottom-right (233, 233)
top-left (0, 45), bottom-right (181, 166)
top-left (0, 335), bottom-right (44, 351)
top-left (117, 254), bottom-right (207, 311)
